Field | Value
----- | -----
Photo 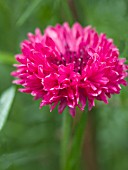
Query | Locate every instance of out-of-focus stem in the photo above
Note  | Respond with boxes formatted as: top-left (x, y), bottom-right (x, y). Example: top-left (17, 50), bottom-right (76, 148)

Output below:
top-left (67, 0), bottom-right (79, 21)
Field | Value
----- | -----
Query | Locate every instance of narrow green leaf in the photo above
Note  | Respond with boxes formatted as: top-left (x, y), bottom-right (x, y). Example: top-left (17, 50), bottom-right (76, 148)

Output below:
top-left (0, 52), bottom-right (15, 65)
top-left (0, 86), bottom-right (16, 131)
top-left (16, 0), bottom-right (43, 26)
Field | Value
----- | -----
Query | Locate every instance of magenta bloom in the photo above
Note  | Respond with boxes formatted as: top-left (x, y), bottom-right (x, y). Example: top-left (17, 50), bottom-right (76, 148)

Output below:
top-left (12, 23), bottom-right (128, 116)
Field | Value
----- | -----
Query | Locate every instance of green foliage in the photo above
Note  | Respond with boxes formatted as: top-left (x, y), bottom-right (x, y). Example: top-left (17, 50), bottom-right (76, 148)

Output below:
top-left (0, 86), bottom-right (15, 131)
top-left (0, 52), bottom-right (15, 65)
top-left (0, 0), bottom-right (128, 170)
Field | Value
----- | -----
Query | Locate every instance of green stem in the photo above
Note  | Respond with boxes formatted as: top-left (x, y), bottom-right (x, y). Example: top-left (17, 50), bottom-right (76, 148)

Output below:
top-left (61, 109), bottom-right (88, 170)
top-left (61, 109), bottom-right (72, 170)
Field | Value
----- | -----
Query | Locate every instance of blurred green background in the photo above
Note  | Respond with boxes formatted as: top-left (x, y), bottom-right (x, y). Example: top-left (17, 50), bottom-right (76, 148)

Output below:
top-left (0, 0), bottom-right (128, 170)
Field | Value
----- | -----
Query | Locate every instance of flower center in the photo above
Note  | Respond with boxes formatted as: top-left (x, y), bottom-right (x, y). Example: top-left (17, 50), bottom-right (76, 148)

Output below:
top-left (59, 47), bottom-right (90, 74)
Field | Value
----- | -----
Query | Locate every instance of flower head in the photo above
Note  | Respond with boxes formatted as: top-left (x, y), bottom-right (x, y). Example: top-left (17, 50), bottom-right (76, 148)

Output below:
top-left (12, 23), bottom-right (128, 116)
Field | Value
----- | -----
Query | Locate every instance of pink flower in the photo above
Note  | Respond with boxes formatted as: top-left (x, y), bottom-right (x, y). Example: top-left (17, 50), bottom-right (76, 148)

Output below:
top-left (12, 23), bottom-right (128, 117)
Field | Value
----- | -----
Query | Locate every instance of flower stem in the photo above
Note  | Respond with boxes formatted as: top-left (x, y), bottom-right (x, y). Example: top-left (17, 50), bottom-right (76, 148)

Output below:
top-left (67, 0), bottom-right (79, 21)
top-left (61, 109), bottom-right (72, 170)
top-left (83, 110), bottom-right (98, 170)
top-left (61, 109), bottom-right (88, 170)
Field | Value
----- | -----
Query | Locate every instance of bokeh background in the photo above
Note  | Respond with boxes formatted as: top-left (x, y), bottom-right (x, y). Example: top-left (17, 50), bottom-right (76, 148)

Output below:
top-left (0, 0), bottom-right (128, 170)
